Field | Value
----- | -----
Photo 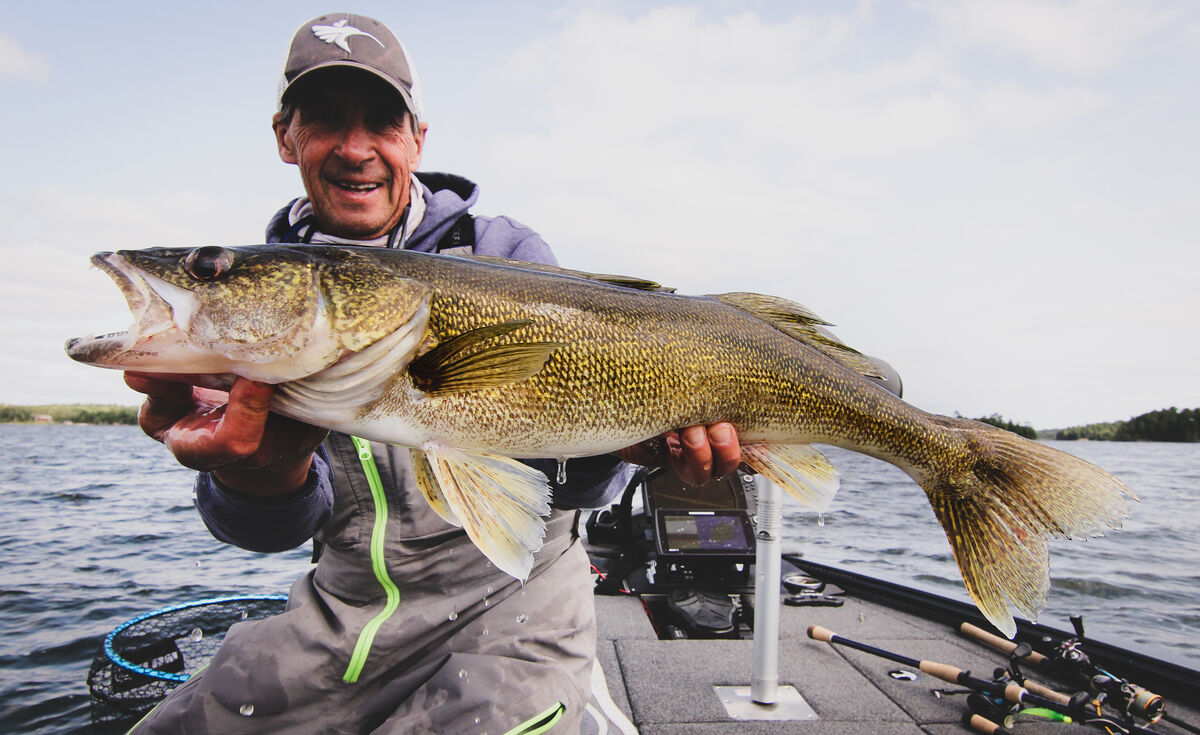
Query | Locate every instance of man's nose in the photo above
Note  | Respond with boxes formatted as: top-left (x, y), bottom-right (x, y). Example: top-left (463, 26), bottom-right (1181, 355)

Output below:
top-left (333, 122), bottom-right (375, 163)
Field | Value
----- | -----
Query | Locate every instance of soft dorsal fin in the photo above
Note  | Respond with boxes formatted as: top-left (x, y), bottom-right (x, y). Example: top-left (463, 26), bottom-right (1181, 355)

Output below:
top-left (709, 292), bottom-right (883, 379)
top-left (408, 320), bottom-right (562, 396)
top-left (463, 254), bottom-right (674, 292)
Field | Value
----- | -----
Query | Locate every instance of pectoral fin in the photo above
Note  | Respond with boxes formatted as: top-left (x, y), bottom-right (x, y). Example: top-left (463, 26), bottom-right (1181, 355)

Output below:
top-left (741, 444), bottom-right (840, 511)
top-left (409, 448), bottom-right (460, 527)
top-left (422, 444), bottom-right (552, 580)
top-left (409, 320), bottom-right (563, 396)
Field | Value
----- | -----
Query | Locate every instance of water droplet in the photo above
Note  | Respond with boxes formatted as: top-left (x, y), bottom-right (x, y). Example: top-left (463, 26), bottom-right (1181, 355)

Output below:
top-left (448, 610), bottom-right (458, 621)
top-left (194, 560), bottom-right (201, 567)
top-left (483, 597), bottom-right (490, 607)
top-left (556, 459), bottom-right (568, 484)
top-left (516, 614), bottom-right (528, 624)
top-left (817, 513), bottom-right (825, 527)
top-left (474, 716), bottom-right (481, 725)
top-left (189, 627), bottom-right (203, 642)
top-left (239, 703), bottom-right (255, 716)
top-left (240, 611), bottom-right (249, 620)
top-left (458, 668), bottom-right (468, 679)
top-left (486, 585), bottom-right (494, 594)
top-left (520, 587), bottom-right (527, 598)
top-left (481, 627), bottom-right (489, 636)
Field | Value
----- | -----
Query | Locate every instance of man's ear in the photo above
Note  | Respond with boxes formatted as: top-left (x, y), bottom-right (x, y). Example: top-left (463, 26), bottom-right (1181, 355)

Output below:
top-left (409, 121), bottom-right (428, 169)
top-left (274, 112), bottom-right (298, 164)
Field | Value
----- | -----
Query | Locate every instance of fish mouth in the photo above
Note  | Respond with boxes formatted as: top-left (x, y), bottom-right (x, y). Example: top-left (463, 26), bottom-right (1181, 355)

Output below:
top-left (65, 252), bottom-right (185, 367)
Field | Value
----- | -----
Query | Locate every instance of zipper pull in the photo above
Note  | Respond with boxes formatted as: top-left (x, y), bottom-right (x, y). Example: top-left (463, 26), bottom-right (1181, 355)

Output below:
top-left (351, 436), bottom-right (372, 461)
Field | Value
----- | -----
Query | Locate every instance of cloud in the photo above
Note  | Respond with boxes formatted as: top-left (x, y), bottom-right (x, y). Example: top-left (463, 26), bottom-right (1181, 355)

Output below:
top-left (922, 0), bottom-right (1185, 75)
top-left (476, 4), bottom-right (1123, 290)
top-left (0, 32), bottom-right (50, 82)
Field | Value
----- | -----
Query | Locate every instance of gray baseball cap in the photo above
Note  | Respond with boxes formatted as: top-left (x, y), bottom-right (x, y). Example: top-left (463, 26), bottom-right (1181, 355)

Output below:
top-left (280, 13), bottom-right (424, 121)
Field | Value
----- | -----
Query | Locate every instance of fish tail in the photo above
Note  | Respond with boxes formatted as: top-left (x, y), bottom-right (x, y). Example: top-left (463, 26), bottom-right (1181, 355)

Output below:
top-left (919, 416), bottom-right (1135, 637)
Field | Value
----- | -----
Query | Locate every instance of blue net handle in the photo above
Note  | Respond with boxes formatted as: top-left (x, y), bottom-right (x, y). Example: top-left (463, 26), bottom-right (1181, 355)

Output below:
top-left (103, 594), bottom-right (288, 682)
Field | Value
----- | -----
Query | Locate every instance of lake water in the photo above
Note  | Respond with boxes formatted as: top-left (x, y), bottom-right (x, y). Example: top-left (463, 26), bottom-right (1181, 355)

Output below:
top-left (1, 425), bottom-right (1197, 733)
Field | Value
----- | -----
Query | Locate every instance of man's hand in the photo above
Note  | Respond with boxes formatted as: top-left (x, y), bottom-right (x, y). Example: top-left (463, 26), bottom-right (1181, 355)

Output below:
top-left (125, 372), bottom-right (328, 498)
top-left (616, 422), bottom-right (741, 486)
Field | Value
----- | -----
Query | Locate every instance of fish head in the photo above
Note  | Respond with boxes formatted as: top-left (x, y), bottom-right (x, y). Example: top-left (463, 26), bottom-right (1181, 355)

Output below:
top-left (66, 245), bottom-right (430, 383)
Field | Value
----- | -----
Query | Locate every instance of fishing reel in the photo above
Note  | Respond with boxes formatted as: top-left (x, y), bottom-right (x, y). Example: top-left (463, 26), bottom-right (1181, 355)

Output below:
top-left (1088, 674), bottom-right (1165, 724)
top-left (1041, 616), bottom-right (1165, 724)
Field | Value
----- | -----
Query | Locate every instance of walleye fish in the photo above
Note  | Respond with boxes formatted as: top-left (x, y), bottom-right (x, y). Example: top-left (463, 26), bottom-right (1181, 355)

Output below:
top-left (67, 244), bottom-right (1134, 636)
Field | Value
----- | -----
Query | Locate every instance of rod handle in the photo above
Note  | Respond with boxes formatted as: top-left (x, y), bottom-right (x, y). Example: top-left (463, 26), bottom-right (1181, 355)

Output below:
top-left (918, 660), bottom-right (965, 685)
top-left (963, 712), bottom-right (1014, 735)
top-left (959, 622), bottom-right (1048, 665)
top-left (807, 625), bottom-right (834, 643)
top-left (1022, 679), bottom-right (1071, 706)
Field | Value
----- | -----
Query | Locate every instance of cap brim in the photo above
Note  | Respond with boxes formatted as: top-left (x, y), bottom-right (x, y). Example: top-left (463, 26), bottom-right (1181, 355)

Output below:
top-left (282, 61), bottom-right (418, 120)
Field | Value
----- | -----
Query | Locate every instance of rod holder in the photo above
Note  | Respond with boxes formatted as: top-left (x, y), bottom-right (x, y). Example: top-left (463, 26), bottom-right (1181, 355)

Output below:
top-left (751, 475), bottom-right (783, 704)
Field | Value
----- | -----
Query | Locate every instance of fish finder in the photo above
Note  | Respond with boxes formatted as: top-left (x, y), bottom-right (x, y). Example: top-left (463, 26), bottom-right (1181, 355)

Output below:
top-left (654, 509), bottom-right (755, 559)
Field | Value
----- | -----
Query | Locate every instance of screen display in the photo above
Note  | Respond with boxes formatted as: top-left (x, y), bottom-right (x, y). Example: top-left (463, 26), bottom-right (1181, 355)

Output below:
top-left (660, 511), bottom-right (753, 554)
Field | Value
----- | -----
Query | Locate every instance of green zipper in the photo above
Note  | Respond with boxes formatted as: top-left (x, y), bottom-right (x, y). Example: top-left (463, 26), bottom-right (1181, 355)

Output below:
top-left (343, 436), bottom-right (402, 684)
top-left (502, 702), bottom-right (566, 735)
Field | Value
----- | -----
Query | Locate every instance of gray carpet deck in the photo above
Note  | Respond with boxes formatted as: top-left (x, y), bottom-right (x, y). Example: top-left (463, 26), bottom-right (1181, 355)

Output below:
top-left (592, 589), bottom-right (1198, 734)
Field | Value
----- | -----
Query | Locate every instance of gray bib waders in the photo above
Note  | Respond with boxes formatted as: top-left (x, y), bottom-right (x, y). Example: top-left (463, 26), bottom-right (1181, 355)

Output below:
top-left (133, 433), bottom-right (595, 734)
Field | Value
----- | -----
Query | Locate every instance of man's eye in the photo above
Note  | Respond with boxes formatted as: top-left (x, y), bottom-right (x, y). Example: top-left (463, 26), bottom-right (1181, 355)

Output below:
top-left (366, 112), bottom-right (404, 132)
top-left (303, 106), bottom-right (342, 125)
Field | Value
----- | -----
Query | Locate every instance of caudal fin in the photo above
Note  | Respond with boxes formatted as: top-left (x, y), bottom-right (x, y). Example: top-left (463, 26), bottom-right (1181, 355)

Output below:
top-left (920, 417), bottom-right (1135, 638)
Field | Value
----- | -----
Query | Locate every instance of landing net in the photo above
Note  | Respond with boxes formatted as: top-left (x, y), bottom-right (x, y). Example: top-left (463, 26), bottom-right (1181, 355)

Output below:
top-left (87, 594), bottom-right (287, 729)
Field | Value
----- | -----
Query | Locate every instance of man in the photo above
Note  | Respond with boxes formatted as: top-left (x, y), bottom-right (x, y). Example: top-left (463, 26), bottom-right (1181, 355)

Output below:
top-left (126, 13), bottom-right (740, 733)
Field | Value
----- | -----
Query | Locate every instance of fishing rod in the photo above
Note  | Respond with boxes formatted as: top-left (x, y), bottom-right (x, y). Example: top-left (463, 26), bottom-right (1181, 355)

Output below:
top-left (807, 625), bottom-right (1167, 735)
top-left (960, 620), bottom-right (1198, 734)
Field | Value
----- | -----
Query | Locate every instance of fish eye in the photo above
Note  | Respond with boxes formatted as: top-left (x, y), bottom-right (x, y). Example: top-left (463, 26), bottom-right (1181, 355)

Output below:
top-left (184, 247), bottom-right (234, 281)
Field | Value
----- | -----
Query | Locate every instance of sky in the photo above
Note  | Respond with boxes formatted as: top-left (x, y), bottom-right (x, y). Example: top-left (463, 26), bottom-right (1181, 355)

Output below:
top-left (2, 0), bottom-right (1197, 429)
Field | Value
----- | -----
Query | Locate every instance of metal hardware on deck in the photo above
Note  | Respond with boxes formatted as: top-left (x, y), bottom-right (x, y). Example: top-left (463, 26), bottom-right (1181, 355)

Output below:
top-left (714, 476), bottom-right (819, 721)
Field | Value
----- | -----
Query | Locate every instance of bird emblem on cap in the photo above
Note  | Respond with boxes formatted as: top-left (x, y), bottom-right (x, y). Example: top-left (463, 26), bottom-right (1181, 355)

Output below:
top-left (311, 19), bottom-right (385, 53)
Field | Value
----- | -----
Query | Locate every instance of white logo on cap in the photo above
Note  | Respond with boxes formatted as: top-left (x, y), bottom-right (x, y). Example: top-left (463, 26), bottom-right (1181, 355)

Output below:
top-left (311, 19), bottom-right (384, 53)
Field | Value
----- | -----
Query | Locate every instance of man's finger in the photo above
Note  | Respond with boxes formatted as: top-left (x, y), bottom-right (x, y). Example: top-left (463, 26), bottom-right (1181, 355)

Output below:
top-left (127, 373), bottom-right (195, 440)
top-left (209, 378), bottom-right (276, 458)
top-left (671, 425), bottom-right (713, 486)
top-left (707, 423), bottom-right (741, 479)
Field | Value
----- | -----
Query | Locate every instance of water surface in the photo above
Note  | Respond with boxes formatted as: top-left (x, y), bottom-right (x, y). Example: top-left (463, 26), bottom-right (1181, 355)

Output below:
top-left (1, 426), bottom-right (1196, 733)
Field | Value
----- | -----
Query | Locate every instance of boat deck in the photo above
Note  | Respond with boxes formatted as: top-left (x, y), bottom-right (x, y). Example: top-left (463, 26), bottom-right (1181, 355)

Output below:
top-left (592, 583), bottom-right (1200, 734)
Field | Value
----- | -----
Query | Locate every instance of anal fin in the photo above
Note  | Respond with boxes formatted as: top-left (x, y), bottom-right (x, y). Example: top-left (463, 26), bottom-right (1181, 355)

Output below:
top-left (409, 448), bottom-right (461, 528)
top-left (422, 444), bottom-right (553, 580)
top-left (741, 444), bottom-right (839, 511)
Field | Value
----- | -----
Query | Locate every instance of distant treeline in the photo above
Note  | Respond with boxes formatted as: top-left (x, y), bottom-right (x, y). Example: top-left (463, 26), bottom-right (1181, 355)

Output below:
top-left (1056, 407), bottom-right (1199, 442)
top-left (970, 414), bottom-right (1038, 440)
top-left (0, 404), bottom-right (138, 425)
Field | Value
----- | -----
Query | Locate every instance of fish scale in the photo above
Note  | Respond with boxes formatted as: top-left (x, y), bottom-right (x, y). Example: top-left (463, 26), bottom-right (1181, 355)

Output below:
top-left (66, 243), bottom-right (1135, 635)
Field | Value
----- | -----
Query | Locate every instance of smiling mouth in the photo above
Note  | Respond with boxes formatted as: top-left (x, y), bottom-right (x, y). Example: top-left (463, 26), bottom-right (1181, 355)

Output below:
top-left (332, 180), bottom-right (382, 193)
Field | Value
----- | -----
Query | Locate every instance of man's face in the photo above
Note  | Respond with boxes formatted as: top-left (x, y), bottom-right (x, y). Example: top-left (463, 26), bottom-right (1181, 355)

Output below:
top-left (274, 70), bottom-right (426, 240)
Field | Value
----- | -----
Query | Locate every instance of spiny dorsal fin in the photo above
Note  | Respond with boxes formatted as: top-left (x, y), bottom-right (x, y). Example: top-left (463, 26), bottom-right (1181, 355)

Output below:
top-left (421, 443), bottom-right (552, 580)
top-left (409, 320), bottom-right (563, 396)
top-left (710, 292), bottom-right (884, 379)
top-left (740, 443), bottom-right (840, 511)
top-left (463, 254), bottom-right (674, 292)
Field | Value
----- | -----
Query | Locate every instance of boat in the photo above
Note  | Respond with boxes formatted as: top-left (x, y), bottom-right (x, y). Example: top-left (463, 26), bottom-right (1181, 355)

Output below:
top-left (580, 467), bottom-right (1200, 734)
top-left (90, 466), bottom-right (1200, 734)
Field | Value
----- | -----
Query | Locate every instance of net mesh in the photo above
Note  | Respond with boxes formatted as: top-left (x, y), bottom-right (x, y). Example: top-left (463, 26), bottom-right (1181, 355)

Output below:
top-left (87, 595), bottom-right (287, 729)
